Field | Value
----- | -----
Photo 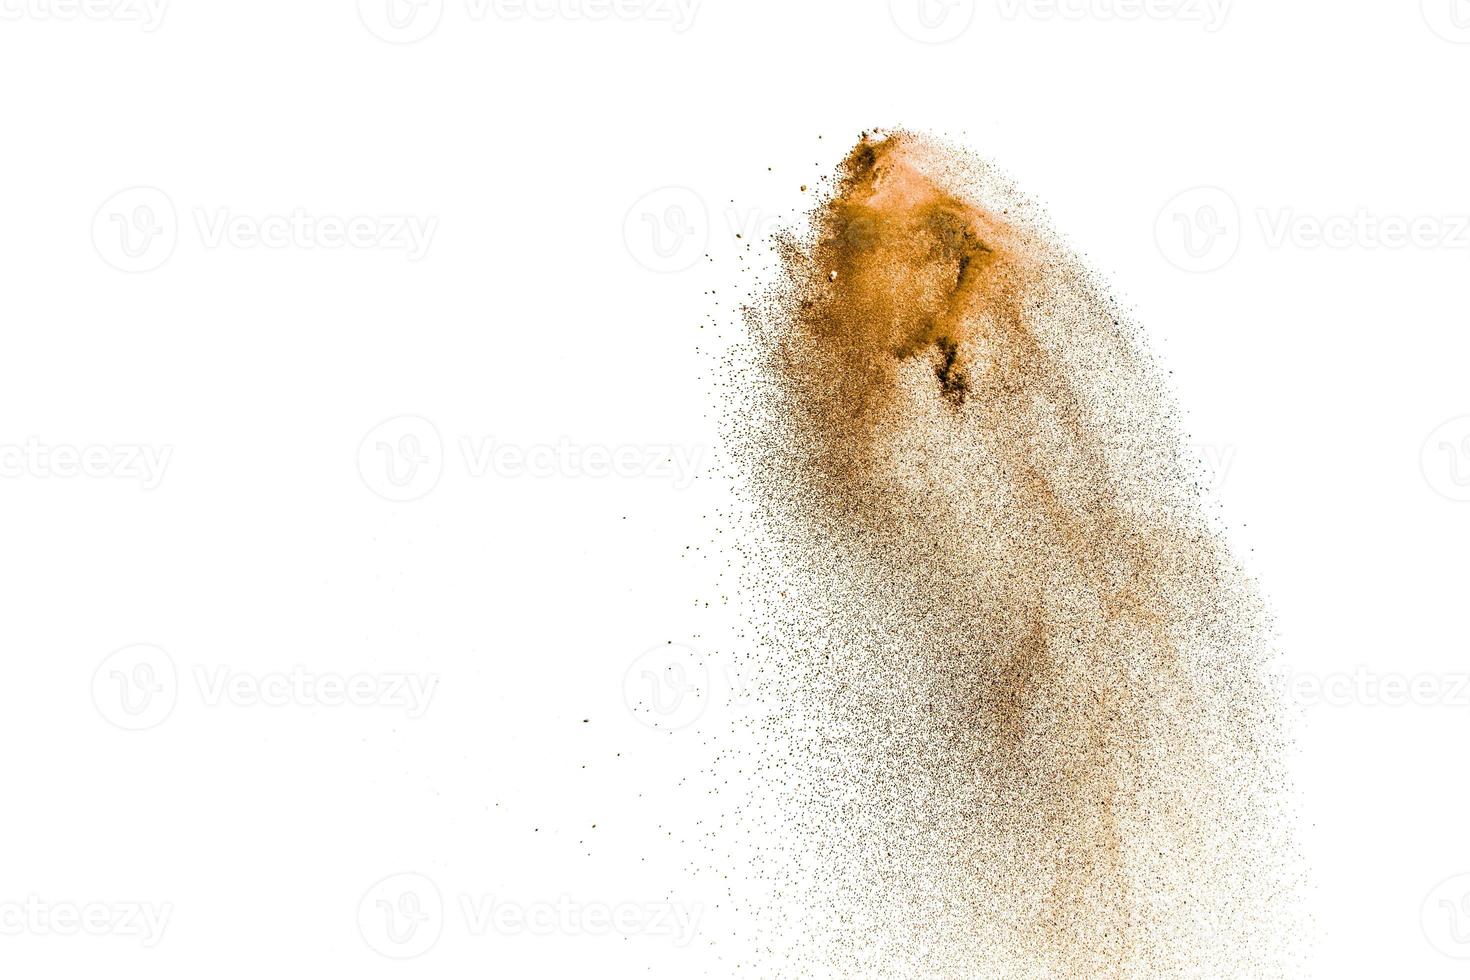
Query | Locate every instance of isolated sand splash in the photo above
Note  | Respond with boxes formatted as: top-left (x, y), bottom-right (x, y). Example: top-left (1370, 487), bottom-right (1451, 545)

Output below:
top-left (718, 132), bottom-right (1300, 977)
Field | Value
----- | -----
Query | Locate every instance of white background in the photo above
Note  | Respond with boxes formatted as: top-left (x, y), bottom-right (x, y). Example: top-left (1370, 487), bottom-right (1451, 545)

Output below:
top-left (2, 0), bottom-right (1469, 976)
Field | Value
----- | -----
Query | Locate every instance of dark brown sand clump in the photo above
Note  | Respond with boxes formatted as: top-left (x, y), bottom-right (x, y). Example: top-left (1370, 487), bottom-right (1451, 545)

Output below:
top-left (713, 132), bottom-right (1301, 978)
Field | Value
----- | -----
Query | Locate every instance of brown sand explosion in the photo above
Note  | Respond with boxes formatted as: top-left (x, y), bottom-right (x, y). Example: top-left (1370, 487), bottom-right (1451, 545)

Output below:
top-left (712, 132), bottom-right (1300, 977)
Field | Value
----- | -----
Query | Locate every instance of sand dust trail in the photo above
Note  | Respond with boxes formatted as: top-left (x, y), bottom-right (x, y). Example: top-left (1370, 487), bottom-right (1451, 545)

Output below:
top-left (715, 131), bottom-right (1301, 978)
